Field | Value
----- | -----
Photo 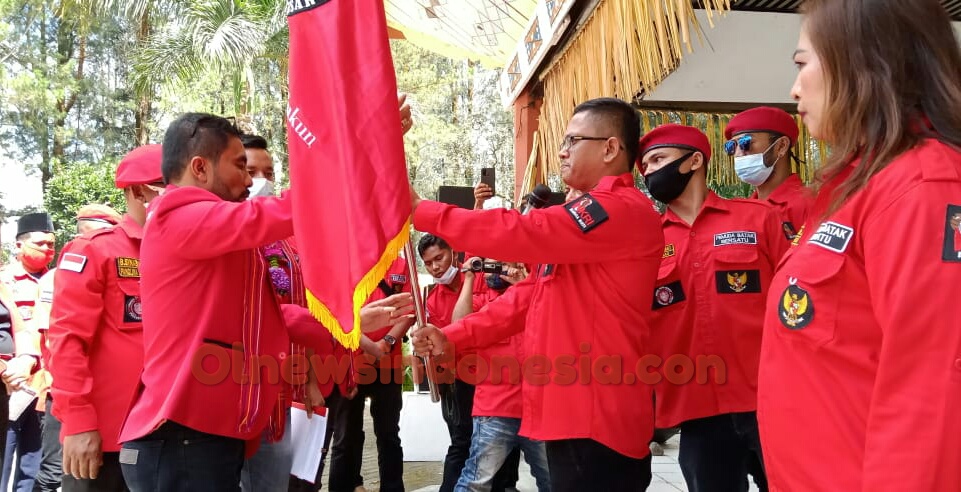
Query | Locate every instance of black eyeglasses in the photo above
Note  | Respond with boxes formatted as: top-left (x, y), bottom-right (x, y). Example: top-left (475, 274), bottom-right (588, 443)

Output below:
top-left (560, 135), bottom-right (624, 152)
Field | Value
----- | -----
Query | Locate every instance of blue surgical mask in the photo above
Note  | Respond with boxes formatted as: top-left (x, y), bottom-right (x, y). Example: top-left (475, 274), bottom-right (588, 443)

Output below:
top-left (734, 142), bottom-right (777, 186)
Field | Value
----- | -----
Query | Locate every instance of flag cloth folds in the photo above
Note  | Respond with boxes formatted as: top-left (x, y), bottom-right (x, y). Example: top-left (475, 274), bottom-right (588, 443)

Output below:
top-left (286, 0), bottom-right (411, 350)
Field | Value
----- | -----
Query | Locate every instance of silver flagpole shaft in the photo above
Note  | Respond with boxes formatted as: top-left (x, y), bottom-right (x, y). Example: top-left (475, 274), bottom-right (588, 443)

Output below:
top-left (403, 239), bottom-right (442, 403)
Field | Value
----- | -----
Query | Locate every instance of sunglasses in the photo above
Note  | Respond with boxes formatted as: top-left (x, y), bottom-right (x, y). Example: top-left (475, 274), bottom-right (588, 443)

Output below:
top-left (724, 135), bottom-right (754, 156)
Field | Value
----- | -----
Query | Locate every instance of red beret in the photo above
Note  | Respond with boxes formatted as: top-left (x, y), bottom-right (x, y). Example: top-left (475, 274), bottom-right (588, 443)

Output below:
top-left (725, 107), bottom-right (799, 144)
top-left (639, 124), bottom-right (712, 162)
top-left (115, 144), bottom-right (163, 188)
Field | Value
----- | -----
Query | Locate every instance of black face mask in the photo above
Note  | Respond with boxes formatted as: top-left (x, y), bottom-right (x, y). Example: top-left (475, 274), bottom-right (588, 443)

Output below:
top-left (644, 151), bottom-right (696, 203)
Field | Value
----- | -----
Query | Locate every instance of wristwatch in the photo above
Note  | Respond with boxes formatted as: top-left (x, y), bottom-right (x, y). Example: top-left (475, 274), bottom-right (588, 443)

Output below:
top-left (383, 335), bottom-right (397, 348)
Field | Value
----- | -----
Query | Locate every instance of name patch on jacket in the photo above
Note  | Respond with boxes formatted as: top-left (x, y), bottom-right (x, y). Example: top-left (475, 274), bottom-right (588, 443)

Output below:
top-left (564, 194), bottom-right (609, 233)
top-left (715, 270), bottom-right (762, 294)
top-left (714, 231), bottom-right (757, 247)
top-left (808, 221), bottom-right (854, 253)
top-left (663, 244), bottom-right (675, 259)
top-left (59, 253), bottom-right (87, 274)
top-left (942, 204), bottom-right (961, 262)
top-left (116, 257), bottom-right (140, 278)
top-left (652, 281), bottom-right (686, 310)
top-left (124, 295), bottom-right (143, 323)
top-left (390, 274), bottom-right (408, 284)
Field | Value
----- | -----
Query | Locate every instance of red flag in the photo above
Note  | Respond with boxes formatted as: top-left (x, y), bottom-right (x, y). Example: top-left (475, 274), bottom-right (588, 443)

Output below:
top-left (287, 0), bottom-right (410, 350)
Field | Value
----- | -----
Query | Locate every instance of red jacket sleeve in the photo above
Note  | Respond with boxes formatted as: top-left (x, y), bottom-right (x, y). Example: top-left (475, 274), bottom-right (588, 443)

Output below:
top-left (169, 193), bottom-right (294, 260)
top-left (413, 189), bottom-right (652, 265)
top-left (444, 277), bottom-right (533, 353)
top-left (281, 304), bottom-right (335, 356)
top-left (860, 182), bottom-right (961, 490)
top-left (47, 238), bottom-right (107, 436)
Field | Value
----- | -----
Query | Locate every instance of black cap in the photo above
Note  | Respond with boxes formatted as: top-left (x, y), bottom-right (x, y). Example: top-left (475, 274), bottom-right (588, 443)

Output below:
top-left (16, 213), bottom-right (54, 237)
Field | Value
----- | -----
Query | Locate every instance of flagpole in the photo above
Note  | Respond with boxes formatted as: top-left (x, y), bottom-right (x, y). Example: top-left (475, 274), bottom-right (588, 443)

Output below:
top-left (403, 239), bottom-right (442, 403)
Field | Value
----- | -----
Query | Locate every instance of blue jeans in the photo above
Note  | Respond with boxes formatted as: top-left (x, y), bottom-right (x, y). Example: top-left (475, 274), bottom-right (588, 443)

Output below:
top-left (1, 408), bottom-right (43, 492)
top-left (241, 408), bottom-right (293, 492)
top-left (120, 421), bottom-right (244, 492)
top-left (456, 417), bottom-right (551, 492)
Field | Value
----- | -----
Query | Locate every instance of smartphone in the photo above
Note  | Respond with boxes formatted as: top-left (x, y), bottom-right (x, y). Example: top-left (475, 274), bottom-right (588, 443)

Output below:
top-left (480, 167), bottom-right (496, 196)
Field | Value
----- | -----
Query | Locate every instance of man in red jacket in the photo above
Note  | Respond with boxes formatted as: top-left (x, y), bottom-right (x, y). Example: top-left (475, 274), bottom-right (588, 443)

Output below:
top-left (639, 124), bottom-right (785, 492)
top-left (725, 106), bottom-right (812, 242)
top-left (411, 97), bottom-right (664, 491)
top-left (47, 145), bottom-right (165, 491)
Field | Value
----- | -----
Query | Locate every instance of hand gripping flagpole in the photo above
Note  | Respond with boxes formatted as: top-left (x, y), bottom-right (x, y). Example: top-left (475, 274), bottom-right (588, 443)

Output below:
top-left (403, 240), bottom-right (442, 403)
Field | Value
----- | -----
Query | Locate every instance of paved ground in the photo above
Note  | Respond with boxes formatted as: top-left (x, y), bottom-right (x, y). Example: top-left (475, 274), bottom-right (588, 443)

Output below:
top-left (320, 409), bottom-right (760, 492)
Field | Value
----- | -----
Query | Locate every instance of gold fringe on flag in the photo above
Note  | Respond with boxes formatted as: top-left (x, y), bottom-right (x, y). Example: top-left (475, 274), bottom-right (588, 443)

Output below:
top-left (305, 219), bottom-right (412, 350)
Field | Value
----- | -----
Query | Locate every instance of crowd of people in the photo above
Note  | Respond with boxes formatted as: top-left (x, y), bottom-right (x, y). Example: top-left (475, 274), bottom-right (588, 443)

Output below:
top-left (0, 0), bottom-right (959, 491)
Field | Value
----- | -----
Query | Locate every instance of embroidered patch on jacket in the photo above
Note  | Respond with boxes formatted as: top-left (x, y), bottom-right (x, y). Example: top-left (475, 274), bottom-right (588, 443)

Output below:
top-left (778, 281), bottom-right (814, 330)
top-left (390, 274), bottom-right (408, 284)
top-left (942, 204), bottom-right (961, 262)
top-left (59, 253), bottom-right (87, 274)
top-left (713, 231), bottom-right (758, 247)
top-left (808, 221), bottom-right (854, 253)
top-left (781, 222), bottom-right (798, 241)
top-left (652, 281), bottom-right (686, 310)
top-left (564, 194), bottom-right (609, 233)
top-left (715, 270), bottom-right (762, 294)
top-left (662, 244), bottom-right (676, 259)
top-left (116, 257), bottom-right (140, 278)
top-left (123, 295), bottom-right (143, 323)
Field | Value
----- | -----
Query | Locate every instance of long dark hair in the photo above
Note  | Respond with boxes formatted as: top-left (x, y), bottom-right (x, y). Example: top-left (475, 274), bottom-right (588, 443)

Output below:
top-left (802, 0), bottom-right (961, 214)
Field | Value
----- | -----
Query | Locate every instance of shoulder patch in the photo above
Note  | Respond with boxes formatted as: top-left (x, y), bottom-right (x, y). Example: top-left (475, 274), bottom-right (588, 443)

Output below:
top-left (116, 257), bottom-right (140, 278)
top-left (808, 221), bottom-right (854, 254)
top-left (943, 204), bottom-right (961, 262)
top-left (564, 193), bottom-right (609, 233)
top-left (59, 253), bottom-right (88, 274)
top-left (781, 222), bottom-right (798, 241)
top-left (714, 231), bottom-right (758, 247)
top-left (389, 274), bottom-right (408, 284)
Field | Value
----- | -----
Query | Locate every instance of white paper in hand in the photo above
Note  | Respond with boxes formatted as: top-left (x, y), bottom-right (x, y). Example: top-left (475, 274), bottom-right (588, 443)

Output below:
top-left (9, 387), bottom-right (38, 422)
top-left (289, 403), bottom-right (328, 483)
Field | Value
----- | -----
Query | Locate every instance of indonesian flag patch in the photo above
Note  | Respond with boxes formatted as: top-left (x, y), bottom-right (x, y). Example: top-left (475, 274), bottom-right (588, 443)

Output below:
top-left (59, 253), bottom-right (88, 273)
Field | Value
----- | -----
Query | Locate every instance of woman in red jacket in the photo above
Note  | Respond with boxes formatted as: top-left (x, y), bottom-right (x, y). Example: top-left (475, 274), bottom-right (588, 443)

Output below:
top-left (758, 1), bottom-right (961, 490)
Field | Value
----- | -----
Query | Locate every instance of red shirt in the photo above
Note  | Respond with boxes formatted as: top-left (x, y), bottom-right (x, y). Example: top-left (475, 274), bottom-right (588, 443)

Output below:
top-left (758, 139), bottom-right (961, 491)
top-left (48, 215), bottom-right (146, 450)
top-left (120, 185), bottom-right (295, 443)
top-left (469, 283), bottom-right (524, 419)
top-left (751, 173), bottom-right (813, 242)
top-left (414, 173), bottom-right (664, 459)
top-left (651, 192), bottom-right (784, 428)
top-left (425, 272), bottom-right (486, 383)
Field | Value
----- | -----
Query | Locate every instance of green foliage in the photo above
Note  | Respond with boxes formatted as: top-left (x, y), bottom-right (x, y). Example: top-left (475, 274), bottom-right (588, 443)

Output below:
top-left (43, 159), bottom-right (125, 250)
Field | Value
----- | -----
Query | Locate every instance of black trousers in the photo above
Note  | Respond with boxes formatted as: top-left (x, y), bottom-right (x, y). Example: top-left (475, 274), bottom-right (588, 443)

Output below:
top-left (33, 398), bottom-right (62, 492)
top-left (545, 438), bottom-right (651, 492)
top-left (328, 367), bottom-right (404, 492)
top-left (62, 452), bottom-right (127, 492)
top-left (678, 412), bottom-right (768, 492)
top-left (120, 420), bottom-right (244, 492)
top-left (438, 379), bottom-right (517, 492)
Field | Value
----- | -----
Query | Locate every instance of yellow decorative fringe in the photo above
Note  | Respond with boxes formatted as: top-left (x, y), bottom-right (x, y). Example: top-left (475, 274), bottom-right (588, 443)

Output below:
top-left (305, 219), bottom-right (412, 351)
